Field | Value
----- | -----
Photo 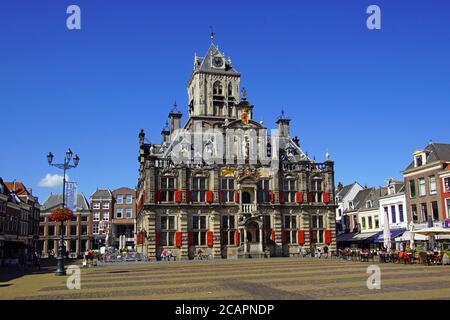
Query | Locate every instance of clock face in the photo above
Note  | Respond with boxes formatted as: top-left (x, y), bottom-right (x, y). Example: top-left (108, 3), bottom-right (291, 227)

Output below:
top-left (213, 56), bottom-right (224, 68)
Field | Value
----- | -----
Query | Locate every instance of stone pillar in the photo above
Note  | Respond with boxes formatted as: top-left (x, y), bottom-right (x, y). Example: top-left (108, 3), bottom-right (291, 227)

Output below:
top-left (259, 227), bottom-right (263, 252)
top-left (180, 211), bottom-right (189, 260)
top-left (147, 212), bottom-right (157, 261)
top-left (211, 213), bottom-right (221, 259)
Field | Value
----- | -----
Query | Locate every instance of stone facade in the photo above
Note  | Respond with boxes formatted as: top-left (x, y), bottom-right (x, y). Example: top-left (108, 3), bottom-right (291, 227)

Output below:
top-left (136, 42), bottom-right (337, 260)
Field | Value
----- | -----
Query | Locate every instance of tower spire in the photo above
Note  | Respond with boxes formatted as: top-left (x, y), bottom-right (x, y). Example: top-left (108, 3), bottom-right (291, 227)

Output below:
top-left (210, 26), bottom-right (214, 43)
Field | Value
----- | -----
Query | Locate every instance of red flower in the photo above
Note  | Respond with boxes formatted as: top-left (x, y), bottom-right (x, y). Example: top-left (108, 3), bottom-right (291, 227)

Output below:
top-left (50, 208), bottom-right (73, 222)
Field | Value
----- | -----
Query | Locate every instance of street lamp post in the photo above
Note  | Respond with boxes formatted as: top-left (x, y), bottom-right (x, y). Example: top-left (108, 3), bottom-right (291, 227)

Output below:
top-left (47, 149), bottom-right (80, 276)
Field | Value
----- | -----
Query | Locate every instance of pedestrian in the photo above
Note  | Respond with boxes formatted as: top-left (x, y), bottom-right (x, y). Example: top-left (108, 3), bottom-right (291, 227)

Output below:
top-left (297, 246), bottom-right (302, 258)
top-left (161, 248), bottom-right (168, 261)
top-left (34, 251), bottom-right (41, 271)
top-left (317, 246), bottom-right (322, 259)
top-left (323, 246), bottom-right (329, 258)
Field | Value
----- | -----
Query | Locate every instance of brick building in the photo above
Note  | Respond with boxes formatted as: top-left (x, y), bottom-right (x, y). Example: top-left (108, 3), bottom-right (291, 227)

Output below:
top-left (112, 187), bottom-right (136, 249)
top-left (402, 143), bottom-right (450, 224)
top-left (0, 179), bottom-right (40, 261)
top-left (90, 188), bottom-right (113, 249)
top-left (39, 193), bottom-right (91, 258)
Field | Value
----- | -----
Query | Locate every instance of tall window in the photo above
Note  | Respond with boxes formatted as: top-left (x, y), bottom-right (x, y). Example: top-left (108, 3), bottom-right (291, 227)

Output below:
top-left (375, 217), bottom-right (380, 229)
top-left (310, 215), bottom-right (324, 243)
top-left (221, 178), bottom-right (235, 203)
top-left (361, 217), bottom-right (366, 230)
top-left (102, 202), bottom-right (110, 209)
top-left (192, 177), bottom-right (207, 203)
top-left (93, 223), bottom-right (99, 234)
top-left (416, 155), bottom-right (423, 167)
top-left (399, 204), bottom-right (404, 222)
top-left (126, 194), bottom-right (132, 204)
top-left (283, 179), bottom-right (296, 203)
top-left (126, 208), bottom-right (132, 218)
top-left (213, 81), bottom-right (223, 95)
top-left (93, 212), bottom-right (100, 221)
top-left (102, 212), bottom-right (109, 221)
top-left (445, 178), bottom-right (450, 192)
top-left (221, 215), bottom-right (235, 245)
top-left (160, 177), bottom-right (175, 202)
top-left (409, 180), bottom-right (416, 198)
top-left (411, 204), bottom-right (418, 222)
top-left (192, 215), bottom-right (207, 246)
top-left (310, 179), bottom-right (323, 202)
top-left (48, 225), bottom-right (55, 236)
top-left (391, 206), bottom-right (397, 223)
top-left (429, 176), bottom-right (437, 195)
top-left (368, 217), bottom-right (373, 229)
top-left (160, 216), bottom-right (176, 246)
top-left (93, 202), bottom-right (100, 209)
top-left (419, 178), bottom-right (426, 196)
top-left (116, 195), bottom-right (123, 204)
top-left (116, 209), bottom-right (123, 219)
top-left (432, 201), bottom-right (439, 221)
top-left (284, 215), bottom-right (298, 244)
top-left (257, 179), bottom-right (270, 203)
top-left (263, 215), bottom-right (272, 242)
top-left (421, 203), bottom-right (428, 222)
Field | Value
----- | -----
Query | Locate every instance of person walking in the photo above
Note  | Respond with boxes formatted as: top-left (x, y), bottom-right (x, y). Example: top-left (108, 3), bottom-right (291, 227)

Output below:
top-left (33, 251), bottom-right (41, 271)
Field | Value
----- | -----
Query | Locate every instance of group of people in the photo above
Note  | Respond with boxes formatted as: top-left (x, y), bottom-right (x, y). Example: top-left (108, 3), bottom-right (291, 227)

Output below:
top-left (82, 249), bottom-right (95, 267)
top-left (160, 248), bottom-right (175, 261)
top-left (296, 245), bottom-right (329, 258)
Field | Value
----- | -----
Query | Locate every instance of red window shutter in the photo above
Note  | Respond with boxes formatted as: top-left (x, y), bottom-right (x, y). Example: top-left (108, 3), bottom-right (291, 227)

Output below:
top-left (279, 192), bottom-right (285, 204)
top-left (188, 231), bottom-right (193, 246)
top-left (207, 231), bottom-right (214, 247)
top-left (175, 231), bottom-right (182, 247)
top-left (296, 192), bottom-right (303, 204)
top-left (235, 230), bottom-right (240, 246)
top-left (323, 192), bottom-right (330, 204)
top-left (155, 190), bottom-right (161, 203)
top-left (325, 229), bottom-right (332, 245)
top-left (269, 191), bottom-right (274, 204)
top-left (234, 191), bottom-right (239, 204)
top-left (155, 231), bottom-right (161, 246)
top-left (270, 229), bottom-right (275, 241)
top-left (206, 191), bottom-right (214, 204)
top-left (297, 230), bottom-right (305, 245)
top-left (174, 190), bottom-right (182, 203)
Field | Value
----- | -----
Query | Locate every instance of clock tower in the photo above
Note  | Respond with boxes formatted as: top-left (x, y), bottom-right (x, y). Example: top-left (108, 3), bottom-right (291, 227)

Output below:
top-left (186, 42), bottom-right (241, 130)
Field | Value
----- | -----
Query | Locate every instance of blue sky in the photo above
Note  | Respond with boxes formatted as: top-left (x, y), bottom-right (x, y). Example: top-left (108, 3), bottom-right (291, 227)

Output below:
top-left (1, 0), bottom-right (449, 203)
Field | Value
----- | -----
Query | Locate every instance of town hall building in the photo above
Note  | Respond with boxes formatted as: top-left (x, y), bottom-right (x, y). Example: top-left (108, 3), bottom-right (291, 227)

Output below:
top-left (135, 39), bottom-right (337, 260)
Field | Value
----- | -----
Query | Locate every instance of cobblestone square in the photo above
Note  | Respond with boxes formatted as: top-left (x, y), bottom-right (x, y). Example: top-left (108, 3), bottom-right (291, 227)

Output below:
top-left (1, 258), bottom-right (450, 300)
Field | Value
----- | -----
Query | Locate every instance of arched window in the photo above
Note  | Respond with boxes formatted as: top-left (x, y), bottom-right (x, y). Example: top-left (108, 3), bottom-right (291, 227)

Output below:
top-left (228, 83), bottom-right (233, 96)
top-left (213, 81), bottom-right (223, 95)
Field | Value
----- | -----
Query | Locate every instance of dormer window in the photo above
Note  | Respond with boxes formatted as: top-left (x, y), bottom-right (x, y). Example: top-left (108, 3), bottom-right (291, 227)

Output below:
top-left (349, 201), bottom-right (354, 210)
top-left (416, 155), bottom-right (423, 167)
top-left (366, 200), bottom-right (373, 209)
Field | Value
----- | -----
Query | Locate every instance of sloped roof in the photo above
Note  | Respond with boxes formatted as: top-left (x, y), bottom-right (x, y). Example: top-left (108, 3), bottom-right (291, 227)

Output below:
top-left (90, 188), bottom-right (112, 200)
top-left (405, 143), bottom-right (450, 170)
top-left (41, 193), bottom-right (89, 212)
top-left (194, 43), bottom-right (239, 76)
top-left (336, 182), bottom-right (361, 199)
top-left (4, 181), bottom-right (30, 196)
top-left (354, 187), bottom-right (387, 211)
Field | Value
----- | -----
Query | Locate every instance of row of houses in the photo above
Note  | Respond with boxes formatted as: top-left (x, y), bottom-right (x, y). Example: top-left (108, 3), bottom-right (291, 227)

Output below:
top-left (38, 187), bottom-right (136, 258)
top-left (336, 142), bottom-right (450, 249)
top-left (0, 179), bottom-right (40, 261)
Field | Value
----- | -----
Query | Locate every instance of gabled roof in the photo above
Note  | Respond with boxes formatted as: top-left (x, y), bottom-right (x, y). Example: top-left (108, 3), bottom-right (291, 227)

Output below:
top-left (405, 143), bottom-right (450, 171)
top-left (194, 43), bottom-right (239, 76)
top-left (90, 188), bottom-right (112, 200)
top-left (41, 193), bottom-right (89, 212)
top-left (353, 187), bottom-right (388, 211)
top-left (4, 181), bottom-right (30, 196)
top-left (336, 182), bottom-right (362, 199)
